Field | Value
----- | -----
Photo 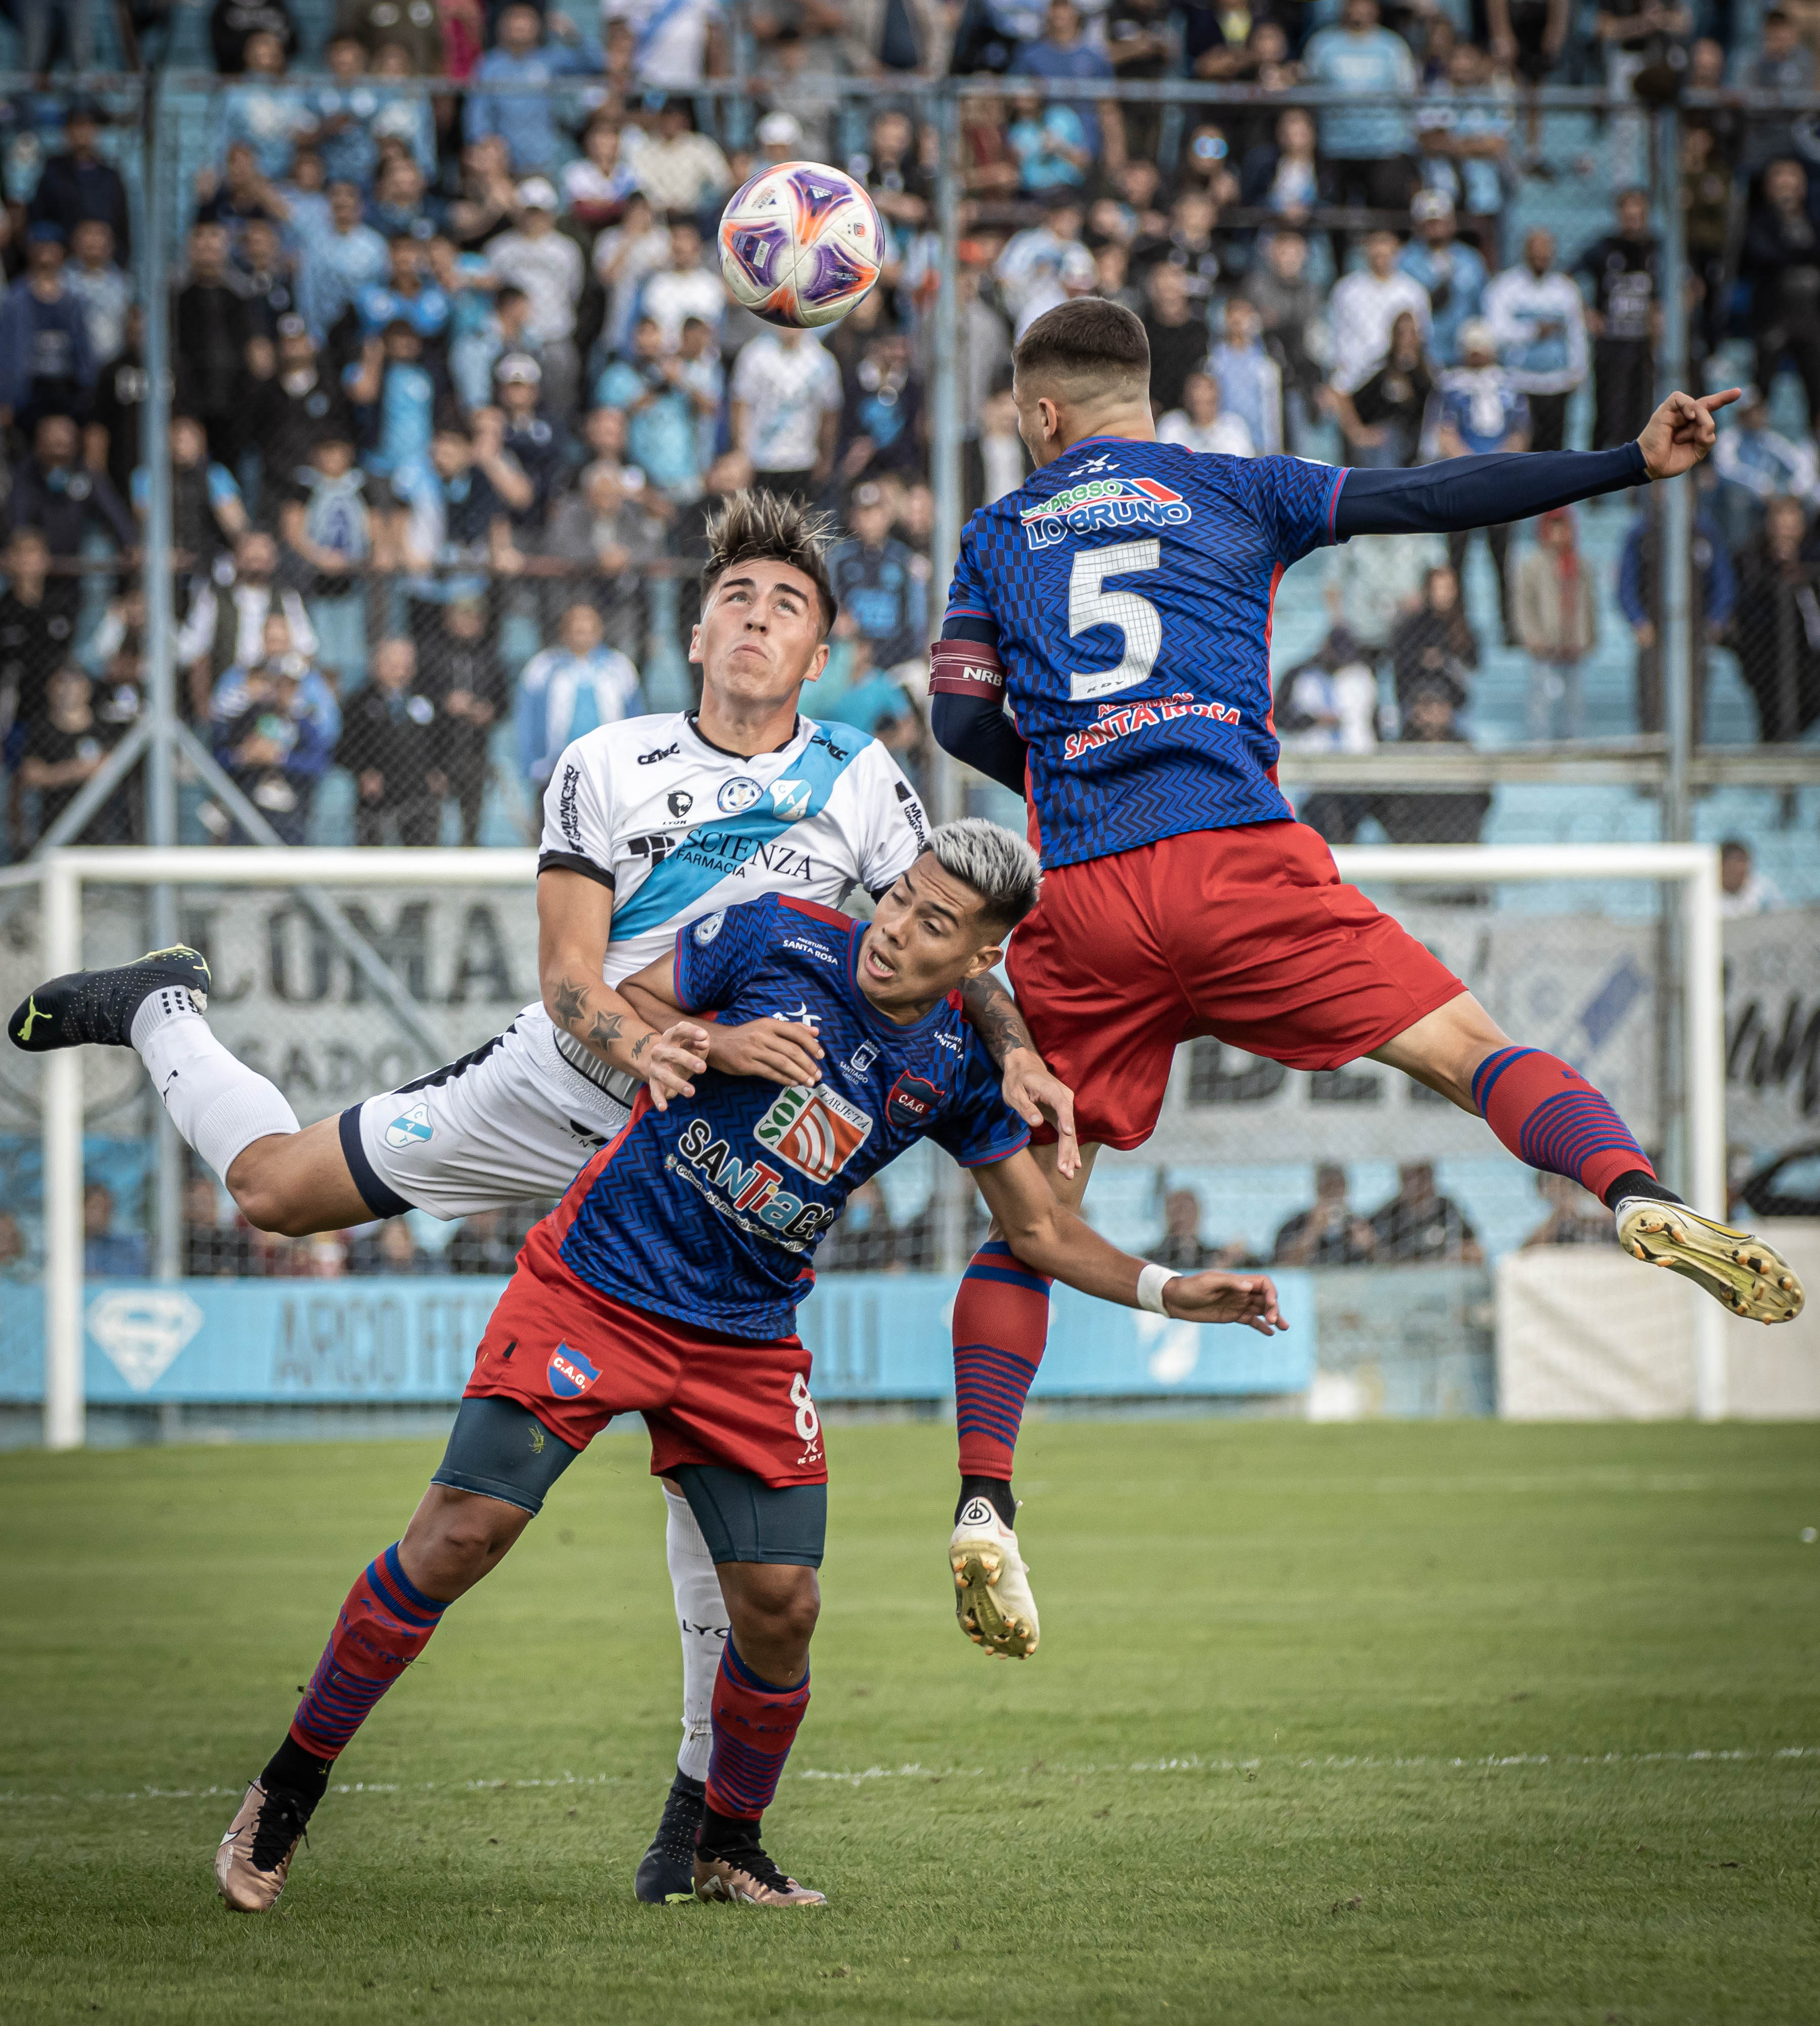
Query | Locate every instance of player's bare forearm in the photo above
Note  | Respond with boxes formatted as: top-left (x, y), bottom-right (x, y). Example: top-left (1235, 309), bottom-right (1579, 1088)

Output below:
top-left (545, 964), bottom-right (655, 1073)
top-left (537, 867), bottom-right (645, 1069)
top-left (976, 1155), bottom-right (1287, 1333)
top-left (537, 877), bottom-right (705, 1103)
top-left (623, 954), bottom-right (822, 1088)
top-left (959, 969), bottom-right (1035, 1068)
top-left (961, 974), bottom-right (1080, 1175)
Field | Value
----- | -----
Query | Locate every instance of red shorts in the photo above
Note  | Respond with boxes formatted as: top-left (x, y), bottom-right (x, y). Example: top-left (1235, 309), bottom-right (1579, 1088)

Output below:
top-left (1007, 820), bottom-right (1465, 1152)
top-left (463, 1219), bottom-right (827, 1488)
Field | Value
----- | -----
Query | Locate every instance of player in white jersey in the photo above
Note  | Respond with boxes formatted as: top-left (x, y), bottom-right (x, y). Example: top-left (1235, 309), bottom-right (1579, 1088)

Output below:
top-left (334, 704), bottom-right (929, 1221)
top-left (11, 491), bottom-right (1076, 1902)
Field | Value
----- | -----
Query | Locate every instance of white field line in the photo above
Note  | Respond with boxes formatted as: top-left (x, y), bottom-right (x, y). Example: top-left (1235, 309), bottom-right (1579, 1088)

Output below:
top-left (2, 1746), bottom-right (1815, 1807)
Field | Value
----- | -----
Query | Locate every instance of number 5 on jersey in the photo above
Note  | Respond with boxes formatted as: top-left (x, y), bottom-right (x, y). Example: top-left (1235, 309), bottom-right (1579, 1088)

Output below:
top-left (1067, 539), bottom-right (1162, 703)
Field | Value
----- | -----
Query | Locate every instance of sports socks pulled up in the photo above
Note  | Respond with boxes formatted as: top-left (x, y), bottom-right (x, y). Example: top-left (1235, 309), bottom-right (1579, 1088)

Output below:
top-left (952, 1240), bottom-right (1050, 1482)
top-left (703, 1639), bottom-right (810, 1828)
top-left (289, 1545), bottom-right (448, 1760)
top-left (1471, 1046), bottom-right (1656, 1208)
top-left (131, 988), bottom-right (299, 1183)
top-left (664, 1485), bottom-right (729, 1785)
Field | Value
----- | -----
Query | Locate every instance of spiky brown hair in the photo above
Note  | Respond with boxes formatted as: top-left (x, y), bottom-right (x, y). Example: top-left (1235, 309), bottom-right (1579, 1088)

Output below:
top-left (699, 488), bottom-right (839, 637)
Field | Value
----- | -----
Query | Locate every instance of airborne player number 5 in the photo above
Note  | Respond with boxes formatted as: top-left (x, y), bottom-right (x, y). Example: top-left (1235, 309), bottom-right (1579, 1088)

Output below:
top-left (1068, 540), bottom-right (1163, 702)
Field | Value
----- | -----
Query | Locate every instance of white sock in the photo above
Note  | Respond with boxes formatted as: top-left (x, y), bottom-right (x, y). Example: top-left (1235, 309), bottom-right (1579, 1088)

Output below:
top-left (131, 991), bottom-right (300, 1183)
top-left (664, 1485), bottom-right (727, 1784)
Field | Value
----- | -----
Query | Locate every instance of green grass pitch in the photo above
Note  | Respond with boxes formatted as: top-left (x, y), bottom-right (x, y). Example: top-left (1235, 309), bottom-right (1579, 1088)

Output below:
top-left (3, 1417), bottom-right (1817, 2023)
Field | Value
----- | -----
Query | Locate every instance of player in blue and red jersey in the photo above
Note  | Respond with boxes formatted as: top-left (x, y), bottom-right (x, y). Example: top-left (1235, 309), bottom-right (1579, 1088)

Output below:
top-left (211, 820), bottom-right (1285, 1914)
top-left (928, 299), bottom-right (1804, 1654)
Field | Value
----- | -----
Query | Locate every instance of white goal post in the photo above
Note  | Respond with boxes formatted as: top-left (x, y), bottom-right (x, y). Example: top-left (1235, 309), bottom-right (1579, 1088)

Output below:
top-left (10, 841), bottom-right (1725, 1449)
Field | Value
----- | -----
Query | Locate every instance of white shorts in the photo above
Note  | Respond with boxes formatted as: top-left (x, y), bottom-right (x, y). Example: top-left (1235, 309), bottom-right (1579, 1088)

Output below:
top-left (342, 1004), bottom-right (633, 1221)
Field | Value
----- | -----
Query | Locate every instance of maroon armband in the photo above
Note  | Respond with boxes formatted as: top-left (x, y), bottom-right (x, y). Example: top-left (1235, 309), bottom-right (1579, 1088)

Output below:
top-left (929, 635), bottom-right (1006, 698)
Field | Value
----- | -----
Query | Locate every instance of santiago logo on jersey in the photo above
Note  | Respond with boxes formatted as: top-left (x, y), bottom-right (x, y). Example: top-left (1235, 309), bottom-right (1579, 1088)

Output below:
top-left (1021, 474), bottom-right (1192, 551)
top-left (673, 1115), bottom-right (841, 1248)
top-left (718, 776), bottom-right (763, 813)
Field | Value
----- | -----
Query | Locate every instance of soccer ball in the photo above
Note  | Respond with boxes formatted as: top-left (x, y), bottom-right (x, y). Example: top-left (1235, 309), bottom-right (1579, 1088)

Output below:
top-left (717, 161), bottom-right (884, 330)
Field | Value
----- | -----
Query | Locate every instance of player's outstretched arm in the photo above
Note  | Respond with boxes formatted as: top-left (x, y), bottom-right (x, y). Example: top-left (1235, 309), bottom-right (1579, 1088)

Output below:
top-left (1332, 389), bottom-right (1740, 539)
top-left (974, 1150), bottom-right (1287, 1335)
top-left (537, 869), bottom-right (708, 1110)
top-left (958, 971), bottom-right (1080, 1180)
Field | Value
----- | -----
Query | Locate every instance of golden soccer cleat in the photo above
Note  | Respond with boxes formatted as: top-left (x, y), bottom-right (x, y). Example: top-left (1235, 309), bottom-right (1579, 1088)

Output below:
top-left (1616, 1199), bottom-right (1805, 1325)
top-left (214, 1781), bottom-right (309, 1912)
top-left (950, 1497), bottom-right (1040, 1659)
top-left (694, 1843), bottom-right (827, 1906)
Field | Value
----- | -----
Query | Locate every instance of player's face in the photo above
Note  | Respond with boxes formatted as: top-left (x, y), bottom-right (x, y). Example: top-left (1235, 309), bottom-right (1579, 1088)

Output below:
top-left (691, 560), bottom-right (830, 705)
top-left (858, 854), bottom-right (1004, 1018)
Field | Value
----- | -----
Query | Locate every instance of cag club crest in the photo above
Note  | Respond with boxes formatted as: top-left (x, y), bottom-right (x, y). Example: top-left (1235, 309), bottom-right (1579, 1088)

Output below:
top-left (547, 1343), bottom-right (600, 1398)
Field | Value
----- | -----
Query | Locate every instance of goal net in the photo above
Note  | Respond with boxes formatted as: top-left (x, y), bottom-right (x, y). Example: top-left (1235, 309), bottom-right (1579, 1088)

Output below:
top-left (0, 842), bottom-right (1761, 1449)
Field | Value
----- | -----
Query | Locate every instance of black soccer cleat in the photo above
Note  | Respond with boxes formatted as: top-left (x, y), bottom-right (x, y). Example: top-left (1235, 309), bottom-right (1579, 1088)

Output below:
top-left (9, 945), bottom-right (210, 1053)
top-left (634, 1770), bottom-right (707, 1905)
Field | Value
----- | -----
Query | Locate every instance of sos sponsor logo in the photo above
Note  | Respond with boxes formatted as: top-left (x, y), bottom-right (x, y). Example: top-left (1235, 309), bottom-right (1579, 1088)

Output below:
top-left (718, 776), bottom-right (762, 813)
top-left (675, 1116), bottom-right (839, 1246)
top-left (1021, 474), bottom-right (1192, 550)
top-left (548, 1343), bottom-right (599, 1398)
top-left (885, 1072), bottom-right (943, 1130)
top-left (754, 1083), bottom-right (873, 1185)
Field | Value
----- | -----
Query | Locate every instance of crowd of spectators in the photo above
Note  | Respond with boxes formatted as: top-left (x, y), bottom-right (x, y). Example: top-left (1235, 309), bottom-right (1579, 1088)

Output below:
top-left (0, 1), bottom-right (1817, 862)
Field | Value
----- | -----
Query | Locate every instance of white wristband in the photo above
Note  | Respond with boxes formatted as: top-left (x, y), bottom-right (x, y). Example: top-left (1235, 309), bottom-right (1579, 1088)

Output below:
top-left (1137, 1263), bottom-right (1179, 1315)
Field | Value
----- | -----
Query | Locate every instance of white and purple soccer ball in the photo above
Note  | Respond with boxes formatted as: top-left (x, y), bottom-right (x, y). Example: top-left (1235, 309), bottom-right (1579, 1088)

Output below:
top-left (716, 161), bottom-right (884, 330)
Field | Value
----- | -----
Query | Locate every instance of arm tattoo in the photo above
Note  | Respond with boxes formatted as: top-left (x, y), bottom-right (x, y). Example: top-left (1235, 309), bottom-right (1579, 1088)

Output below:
top-left (586, 1010), bottom-right (625, 1053)
top-left (551, 976), bottom-right (589, 1030)
top-left (630, 1032), bottom-right (651, 1064)
top-left (959, 971), bottom-right (1036, 1068)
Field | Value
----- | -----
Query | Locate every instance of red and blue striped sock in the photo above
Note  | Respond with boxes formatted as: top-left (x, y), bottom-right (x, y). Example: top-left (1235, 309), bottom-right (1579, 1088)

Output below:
top-left (953, 1240), bottom-right (1051, 1482)
top-left (1471, 1047), bottom-right (1655, 1207)
top-left (289, 1544), bottom-right (448, 1760)
top-left (703, 1640), bottom-right (811, 1826)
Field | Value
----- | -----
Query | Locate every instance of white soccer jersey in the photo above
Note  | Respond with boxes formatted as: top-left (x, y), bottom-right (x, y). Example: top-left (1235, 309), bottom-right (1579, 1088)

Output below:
top-left (352, 708), bottom-right (931, 1222)
top-left (539, 710), bottom-right (929, 983)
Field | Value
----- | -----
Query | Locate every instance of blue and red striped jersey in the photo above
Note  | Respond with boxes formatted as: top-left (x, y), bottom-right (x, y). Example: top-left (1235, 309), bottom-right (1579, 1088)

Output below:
top-left (555, 894), bottom-right (1029, 1339)
top-left (935, 437), bottom-right (1346, 869)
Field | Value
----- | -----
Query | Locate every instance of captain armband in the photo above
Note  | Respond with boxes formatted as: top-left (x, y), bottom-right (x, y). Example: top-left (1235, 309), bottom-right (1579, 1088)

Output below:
top-left (929, 635), bottom-right (1006, 700)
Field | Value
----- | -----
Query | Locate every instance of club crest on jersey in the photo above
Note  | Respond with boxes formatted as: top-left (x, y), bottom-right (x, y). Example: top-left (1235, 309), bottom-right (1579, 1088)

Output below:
top-left (547, 1343), bottom-right (599, 1398)
top-left (886, 1072), bottom-right (943, 1129)
top-left (1021, 475), bottom-right (1192, 550)
top-left (718, 776), bottom-right (763, 813)
top-left (770, 777), bottom-right (812, 820)
top-left (754, 1083), bottom-right (873, 1185)
top-left (694, 911), bottom-right (725, 945)
top-left (384, 1102), bottom-right (433, 1149)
